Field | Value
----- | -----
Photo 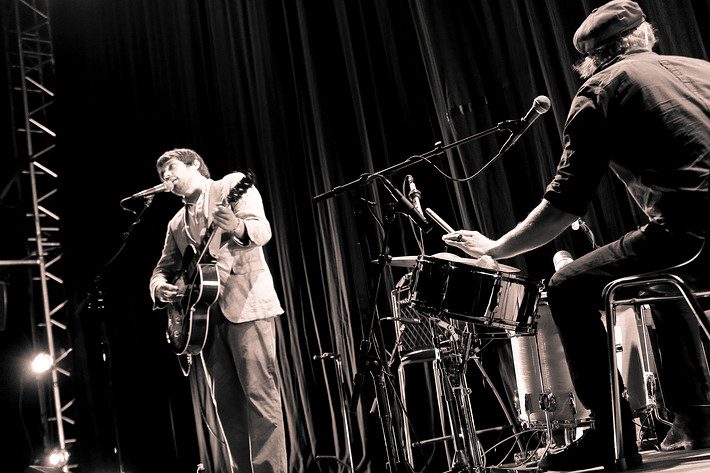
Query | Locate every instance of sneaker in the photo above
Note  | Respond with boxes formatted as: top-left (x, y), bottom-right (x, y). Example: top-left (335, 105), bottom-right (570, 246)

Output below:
top-left (660, 411), bottom-right (710, 452)
top-left (538, 428), bottom-right (642, 472)
top-left (661, 423), bottom-right (686, 451)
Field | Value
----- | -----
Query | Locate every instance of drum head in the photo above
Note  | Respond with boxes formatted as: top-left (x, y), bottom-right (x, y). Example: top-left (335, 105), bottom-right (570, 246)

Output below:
top-left (427, 252), bottom-right (520, 273)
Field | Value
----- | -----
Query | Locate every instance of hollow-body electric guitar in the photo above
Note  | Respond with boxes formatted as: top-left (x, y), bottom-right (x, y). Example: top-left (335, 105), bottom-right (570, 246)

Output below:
top-left (165, 173), bottom-right (254, 355)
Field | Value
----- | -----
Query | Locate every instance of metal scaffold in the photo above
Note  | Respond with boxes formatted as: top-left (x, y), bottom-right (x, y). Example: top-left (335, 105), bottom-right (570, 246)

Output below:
top-left (3, 0), bottom-right (78, 471)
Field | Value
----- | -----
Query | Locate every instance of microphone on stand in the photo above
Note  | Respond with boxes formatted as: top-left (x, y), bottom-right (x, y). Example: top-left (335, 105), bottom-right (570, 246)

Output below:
top-left (406, 175), bottom-right (423, 215)
top-left (380, 177), bottom-right (432, 233)
top-left (497, 95), bottom-right (551, 156)
top-left (122, 181), bottom-right (174, 200)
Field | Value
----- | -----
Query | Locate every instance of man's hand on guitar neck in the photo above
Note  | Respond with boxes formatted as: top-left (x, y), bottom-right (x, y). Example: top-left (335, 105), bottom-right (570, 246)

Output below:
top-left (212, 206), bottom-right (246, 240)
top-left (213, 206), bottom-right (249, 246)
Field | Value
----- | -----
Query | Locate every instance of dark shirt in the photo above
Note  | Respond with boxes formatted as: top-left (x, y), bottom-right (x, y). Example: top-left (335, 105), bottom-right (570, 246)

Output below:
top-left (544, 51), bottom-right (710, 235)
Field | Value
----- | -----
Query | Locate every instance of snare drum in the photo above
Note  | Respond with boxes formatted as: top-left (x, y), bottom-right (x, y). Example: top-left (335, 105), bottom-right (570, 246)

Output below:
top-left (408, 254), bottom-right (543, 334)
top-left (511, 295), bottom-right (592, 429)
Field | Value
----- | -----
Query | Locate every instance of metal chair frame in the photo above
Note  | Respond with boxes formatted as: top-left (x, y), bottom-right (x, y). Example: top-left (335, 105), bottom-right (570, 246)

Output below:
top-left (602, 269), bottom-right (710, 470)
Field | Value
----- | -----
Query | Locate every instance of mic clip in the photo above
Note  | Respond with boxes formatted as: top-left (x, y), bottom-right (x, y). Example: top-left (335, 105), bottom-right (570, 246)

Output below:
top-left (379, 176), bottom-right (432, 233)
top-left (497, 119), bottom-right (525, 133)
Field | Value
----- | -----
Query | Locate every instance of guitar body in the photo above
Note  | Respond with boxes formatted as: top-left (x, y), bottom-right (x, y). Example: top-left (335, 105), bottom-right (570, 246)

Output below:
top-left (166, 243), bottom-right (220, 355)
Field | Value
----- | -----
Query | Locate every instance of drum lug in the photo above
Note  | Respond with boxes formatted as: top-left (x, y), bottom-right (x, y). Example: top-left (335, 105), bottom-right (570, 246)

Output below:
top-left (539, 392), bottom-right (557, 412)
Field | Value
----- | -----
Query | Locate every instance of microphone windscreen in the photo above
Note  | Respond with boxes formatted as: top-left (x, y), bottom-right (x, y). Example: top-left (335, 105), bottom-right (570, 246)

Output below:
top-left (534, 95), bottom-right (551, 114)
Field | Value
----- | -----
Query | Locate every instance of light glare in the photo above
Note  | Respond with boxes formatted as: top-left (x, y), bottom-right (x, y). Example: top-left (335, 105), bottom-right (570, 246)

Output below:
top-left (31, 353), bottom-right (54, 373)
top-left (48, 447), bottom-right (69, 466)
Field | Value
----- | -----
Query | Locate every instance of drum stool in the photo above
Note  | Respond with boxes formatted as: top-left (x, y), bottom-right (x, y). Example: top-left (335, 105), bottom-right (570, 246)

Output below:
top-left (602, 270), bottom-right (710, 470)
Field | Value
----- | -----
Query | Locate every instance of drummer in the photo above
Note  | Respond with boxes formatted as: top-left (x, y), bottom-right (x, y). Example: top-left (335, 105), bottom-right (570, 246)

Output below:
top-left (443, 1), bottom-right (710, 471)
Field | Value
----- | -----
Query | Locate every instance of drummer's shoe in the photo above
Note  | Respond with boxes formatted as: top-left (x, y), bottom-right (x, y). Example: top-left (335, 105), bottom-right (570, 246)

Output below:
top-left (539, 400), bottom-right (641, 472)
top-left (660, 407), bottom-right (710, 451)
top-left (538, 427), bottom-right (642, 471)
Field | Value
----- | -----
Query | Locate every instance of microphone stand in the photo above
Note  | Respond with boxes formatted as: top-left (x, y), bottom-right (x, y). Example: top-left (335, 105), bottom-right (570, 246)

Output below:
top-left (348, 175), bottom-right (419, 473)
top-left (81, 195), bottom-right (157, 473)
top-left (313, 119), bottom-right (521, 204)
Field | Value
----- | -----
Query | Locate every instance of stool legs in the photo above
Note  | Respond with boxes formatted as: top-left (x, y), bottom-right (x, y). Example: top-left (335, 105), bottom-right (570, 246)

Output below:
top-left (603, 273), bottom-right (710, 470)
top-left (603, 292), bottom-right (628, 470)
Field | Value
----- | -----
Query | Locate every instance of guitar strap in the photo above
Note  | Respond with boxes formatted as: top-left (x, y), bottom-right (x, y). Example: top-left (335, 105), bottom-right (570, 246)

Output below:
top-left (183, 180), bottom-right (211, 248)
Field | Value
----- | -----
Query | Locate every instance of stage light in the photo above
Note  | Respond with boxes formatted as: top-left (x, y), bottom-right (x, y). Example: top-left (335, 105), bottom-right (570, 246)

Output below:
top-left (31, 352), bottom-right (54, 373)
top-left (47, 447), bottom-right (69, 467)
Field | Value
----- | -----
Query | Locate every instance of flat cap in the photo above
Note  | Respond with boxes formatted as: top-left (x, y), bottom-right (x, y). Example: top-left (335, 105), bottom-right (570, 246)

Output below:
top-left (573, 0), bottom-right (646, 54)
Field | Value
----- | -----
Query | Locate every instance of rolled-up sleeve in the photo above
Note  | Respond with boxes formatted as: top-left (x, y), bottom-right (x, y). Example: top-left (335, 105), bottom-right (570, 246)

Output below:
top-left (544, 88), bottom-right (613, 216)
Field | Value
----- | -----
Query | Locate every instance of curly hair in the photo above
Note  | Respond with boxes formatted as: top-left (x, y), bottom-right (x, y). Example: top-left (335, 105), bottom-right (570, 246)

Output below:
top-left (156, 148), bottom-right (211, 178)
top-left (573, 22), bottom-right (657, 79)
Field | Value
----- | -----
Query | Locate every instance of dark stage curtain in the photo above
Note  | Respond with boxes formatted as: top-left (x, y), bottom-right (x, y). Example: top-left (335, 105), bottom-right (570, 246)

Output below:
top-left (32, 1), bottom-right (710, 472)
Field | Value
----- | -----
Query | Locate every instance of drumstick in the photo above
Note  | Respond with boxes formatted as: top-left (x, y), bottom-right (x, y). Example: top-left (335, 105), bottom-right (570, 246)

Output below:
top-left (425, 208), bottom-right (456, 233)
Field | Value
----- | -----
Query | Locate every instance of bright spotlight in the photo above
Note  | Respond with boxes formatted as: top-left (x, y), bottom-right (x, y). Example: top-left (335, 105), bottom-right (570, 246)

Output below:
top-left (31, 353), bottom-right (54, 373)
top-left (48, 447), bottom-right (69, 467)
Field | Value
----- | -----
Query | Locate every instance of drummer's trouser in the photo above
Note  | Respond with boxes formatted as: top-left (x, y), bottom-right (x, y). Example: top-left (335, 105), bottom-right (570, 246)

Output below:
top-left (545, 222), bottom-right (710, 430)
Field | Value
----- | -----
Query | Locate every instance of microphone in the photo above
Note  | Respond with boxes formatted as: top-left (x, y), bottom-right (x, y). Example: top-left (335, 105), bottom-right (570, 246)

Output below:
top-left (498, 95), bottom-right (551, 156)
top-left (124, 181), bottom-right (174, 200)
top-left (406, 175), bottom-right (423, 215)
top-left (380, 177), bottom-right (432, 233)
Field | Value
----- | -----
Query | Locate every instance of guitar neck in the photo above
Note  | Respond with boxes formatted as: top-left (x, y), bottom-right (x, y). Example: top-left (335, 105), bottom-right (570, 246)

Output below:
top-left (195, 201), bottom-right (228, 262)
top-left (192, 173), bottom-right (254, 263)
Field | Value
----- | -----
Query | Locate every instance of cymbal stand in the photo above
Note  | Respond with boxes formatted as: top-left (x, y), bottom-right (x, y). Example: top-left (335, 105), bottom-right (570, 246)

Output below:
top-left (313, 352), bottom-right (355, 472)
top-left (436, 327), bottom-right (485, 472)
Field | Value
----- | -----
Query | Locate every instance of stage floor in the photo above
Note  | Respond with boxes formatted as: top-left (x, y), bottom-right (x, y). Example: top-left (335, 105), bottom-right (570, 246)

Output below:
top-left (544, 448), bottom-right (710, 473)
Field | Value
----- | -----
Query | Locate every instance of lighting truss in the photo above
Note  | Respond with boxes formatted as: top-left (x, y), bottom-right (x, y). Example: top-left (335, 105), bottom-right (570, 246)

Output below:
top-left (3, 0), bottom-right (78, 470)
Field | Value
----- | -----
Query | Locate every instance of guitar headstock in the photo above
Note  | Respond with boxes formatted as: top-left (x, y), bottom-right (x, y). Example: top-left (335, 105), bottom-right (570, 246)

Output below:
top-left (227, 171), bottom-right (255, 204)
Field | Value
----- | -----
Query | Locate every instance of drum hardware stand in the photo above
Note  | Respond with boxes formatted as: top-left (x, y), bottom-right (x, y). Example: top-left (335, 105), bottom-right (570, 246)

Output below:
top-left (435, 327), bottom-right (486, 472)
top-left (468, 355), bottom-right (526, 456)
top-left (313, 352), bottom-right (355, 472)
top-left (433, 320), bottom-right (538, 472)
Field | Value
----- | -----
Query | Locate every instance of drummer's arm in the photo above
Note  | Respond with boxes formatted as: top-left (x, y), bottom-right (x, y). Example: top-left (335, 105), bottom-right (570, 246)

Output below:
top-left (444, 199), bottom-right (578, 259)
top-left (488, 200), bottom-right (578, 259)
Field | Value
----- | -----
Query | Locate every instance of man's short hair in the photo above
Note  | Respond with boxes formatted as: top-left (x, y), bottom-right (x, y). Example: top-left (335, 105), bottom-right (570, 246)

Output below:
top-left (156, 148), bottom-right (210, 178)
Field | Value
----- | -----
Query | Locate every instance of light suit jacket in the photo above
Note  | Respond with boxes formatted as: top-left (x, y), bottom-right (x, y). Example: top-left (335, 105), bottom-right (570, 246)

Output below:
top-left (150, 172), bottom-right (283, 323)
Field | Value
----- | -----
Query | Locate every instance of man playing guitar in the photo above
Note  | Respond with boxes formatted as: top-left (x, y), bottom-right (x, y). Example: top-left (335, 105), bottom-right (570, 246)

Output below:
top-left (150, 148), bottom-right (286, 473)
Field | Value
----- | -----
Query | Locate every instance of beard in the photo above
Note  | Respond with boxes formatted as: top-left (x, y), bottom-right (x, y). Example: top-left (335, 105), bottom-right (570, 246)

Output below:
top-left (572, 56), bottom-right (598, 79)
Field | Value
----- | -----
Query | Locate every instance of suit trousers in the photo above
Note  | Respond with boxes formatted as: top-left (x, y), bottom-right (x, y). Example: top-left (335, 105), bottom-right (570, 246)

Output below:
top-left (546, 223), bottom-right (710, 424)
top-left (203, 310), bottom-right (287, 473)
